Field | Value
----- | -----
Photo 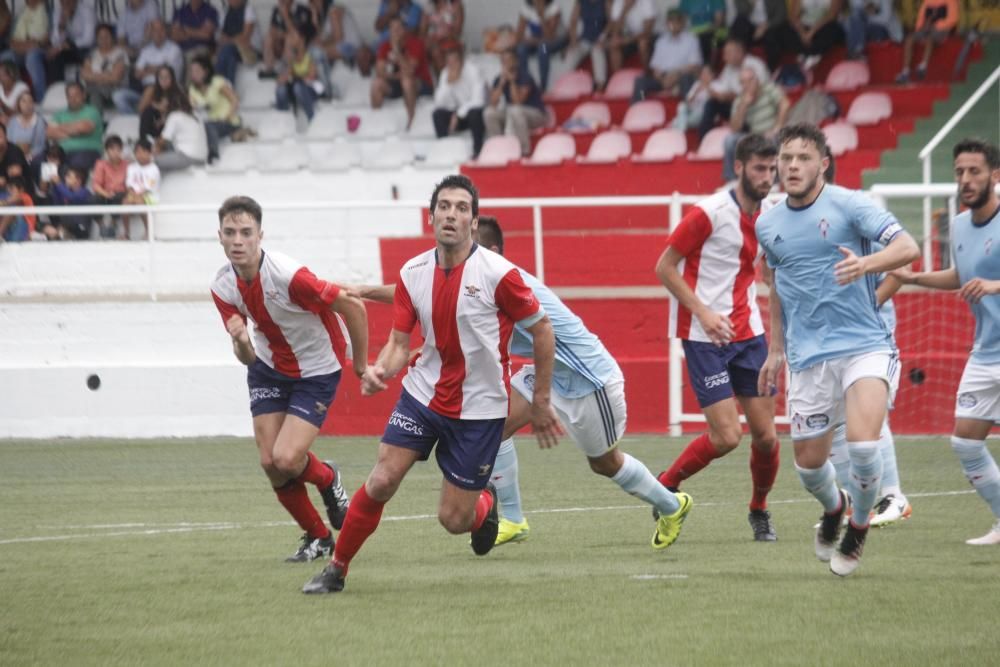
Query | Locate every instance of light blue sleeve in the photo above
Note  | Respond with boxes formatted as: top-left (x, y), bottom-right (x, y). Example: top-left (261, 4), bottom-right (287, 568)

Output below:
top-left (849, 190), bottom-right (904, 246)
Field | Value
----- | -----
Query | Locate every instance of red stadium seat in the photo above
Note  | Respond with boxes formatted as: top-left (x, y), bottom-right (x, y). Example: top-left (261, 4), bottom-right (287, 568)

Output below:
top-left (631, 128), bottom-right (687, 163)
top-left (688, 127), bottom-right (731, 161)
top-left (823, 121), bottom-right (859, 156)
top-left (548, 70), bottom-right (594, 100)
top-left (622, 100), bottom-right (666, 132)
top-left (602, 68), bottom-right (642, 99)
top-left (525, 132), bottom-right (577, 165)
top-left (579, 130), bottom-right (631, 164)
top-left (825, 60), bottom-right (870, 92)
top-left (472, 135), bottom-right (522, 166)
top-left (846, 91), bottom-right (892, 126)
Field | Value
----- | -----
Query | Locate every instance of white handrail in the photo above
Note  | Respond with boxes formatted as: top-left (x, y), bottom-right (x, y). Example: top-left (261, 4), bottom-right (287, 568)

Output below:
top-left (918, 64), bottom-right (1000, 160)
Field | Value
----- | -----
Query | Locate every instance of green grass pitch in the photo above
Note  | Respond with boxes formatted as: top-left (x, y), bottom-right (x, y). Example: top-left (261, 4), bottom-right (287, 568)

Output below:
top-left (2, 435), bottom-right (998, 666)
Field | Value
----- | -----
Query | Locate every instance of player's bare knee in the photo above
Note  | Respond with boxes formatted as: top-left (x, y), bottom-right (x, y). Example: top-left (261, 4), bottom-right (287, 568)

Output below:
top-left (271, 450), bottom-right (302, 477)
top-left (712, 426), bottom-right (743, 453)
top-left (751, 431), bottom-right (778, 452)
top-left (587, 450), bottom-right (621, 477)
top-left (365, 467), bottom-right (401, 500)
top-left (437, 506), bottom-right (471, 534)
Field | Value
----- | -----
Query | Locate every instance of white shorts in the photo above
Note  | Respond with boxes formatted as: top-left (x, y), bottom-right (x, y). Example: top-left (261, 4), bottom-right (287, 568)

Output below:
top-left (955, 361), bottom-right (1000, 422)
top-left (510, 365), bottom-right (627, 458)
top-left (788, 350), bottom-right (900, 441)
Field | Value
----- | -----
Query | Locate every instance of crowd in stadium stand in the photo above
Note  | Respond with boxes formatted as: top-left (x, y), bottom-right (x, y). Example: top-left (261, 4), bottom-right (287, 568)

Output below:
top-left (0, 0), bottom-right (982, 242)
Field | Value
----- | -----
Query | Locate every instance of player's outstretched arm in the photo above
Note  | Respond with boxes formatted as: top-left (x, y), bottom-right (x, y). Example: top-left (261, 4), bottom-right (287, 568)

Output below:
top-left (225, 314), bottom-right (256, 366)
top-left (875, 273), bottom-right (903, 307)
top-left (656, 245), bottom-right (733, 346)
top-left (757, 279), bottom-right (785, 397)
top-left (332, 291), bottom-right (369, 378)
top-left (361, 328), bottom-right (412, 396)
top-left (347, 283), bottom-right (395, 305)
top-left (525, 314), bottom-right (561, 449)
top-left (892, 265), bottom-right (961, 291)
top-left (834, 232), bottom-right (920, 285)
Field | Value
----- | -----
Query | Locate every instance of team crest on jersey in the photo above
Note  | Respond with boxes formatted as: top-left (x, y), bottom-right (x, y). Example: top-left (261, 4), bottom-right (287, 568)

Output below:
top-left (958, 393), bottom-right (978, 408)
top-left (818, 219), bottom-right (829, 239)
top-left (266, 289), bottom-right (280, 299)
top-left (524, 373), bottom-right (536, 390)
top-left (464, 284), bottom-right (481, 298)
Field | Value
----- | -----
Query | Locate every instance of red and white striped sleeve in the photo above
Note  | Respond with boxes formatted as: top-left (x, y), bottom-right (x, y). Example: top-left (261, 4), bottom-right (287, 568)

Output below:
top-left (288, 266), bottom-right (341, 313)
top-left (666, 206), bottom-right (713, 258)
top-left (494, 268), bottom-right (543, 325)
top-left (392, 279), bottom-right (418, 333)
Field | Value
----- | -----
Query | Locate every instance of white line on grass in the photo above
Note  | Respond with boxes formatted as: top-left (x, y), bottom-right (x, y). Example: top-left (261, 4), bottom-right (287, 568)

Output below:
top-left (631, 574), bottom-right (689, 580)
top-left (0, 489), bottom-right (976, 546)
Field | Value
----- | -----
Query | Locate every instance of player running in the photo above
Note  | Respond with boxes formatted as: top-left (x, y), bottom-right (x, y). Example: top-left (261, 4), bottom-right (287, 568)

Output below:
top-left (893, 138), bottom-right (1000, 545)
top-left (655, 133), bottom-right (781, 541)
top-left (211, 196), bottom-right (369, 563)
top-left (756, 124), bottom-right (919, 576)
top-left (303, 175), bottom-right (560, 594)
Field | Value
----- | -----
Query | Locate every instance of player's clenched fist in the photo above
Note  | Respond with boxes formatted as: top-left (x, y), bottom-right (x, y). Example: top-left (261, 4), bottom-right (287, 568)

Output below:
top-left (226, 314), bottom-right (250, 344)
top-left (360, 364), bottom-right (389, 396)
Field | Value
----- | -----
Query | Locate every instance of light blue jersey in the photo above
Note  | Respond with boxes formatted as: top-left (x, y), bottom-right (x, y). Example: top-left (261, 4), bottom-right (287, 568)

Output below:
top-left (951, 207), bottom-right (1000, 365)
top-left (510, 269), bottom-right (620, 398)
top-left (756, 184), bottom-right (904, 371)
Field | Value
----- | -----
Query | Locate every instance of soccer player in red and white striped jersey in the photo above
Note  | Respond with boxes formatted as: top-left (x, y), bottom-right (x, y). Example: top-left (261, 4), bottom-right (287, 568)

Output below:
top-left (655, 134), bottom-right (782, 542)
top-left (212, 196), bottom-right (370, 563)
top-left (304, 175), bottom-right (559, 594)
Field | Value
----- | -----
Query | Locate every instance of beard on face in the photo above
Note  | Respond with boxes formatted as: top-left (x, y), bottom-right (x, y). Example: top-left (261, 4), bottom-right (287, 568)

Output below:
top-left (961, 181), bottom-right (992, 210)
top-left (740, 170), bottom-right (771, 202)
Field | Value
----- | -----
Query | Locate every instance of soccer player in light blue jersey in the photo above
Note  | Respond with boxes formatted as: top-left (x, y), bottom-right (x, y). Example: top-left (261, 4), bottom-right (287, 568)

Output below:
top-left (353, 217), bottom-right (692, 551)
top-left (755, 124), bottom-right (920, 576)
top-left (893, 138), bottom-right (1000, 546)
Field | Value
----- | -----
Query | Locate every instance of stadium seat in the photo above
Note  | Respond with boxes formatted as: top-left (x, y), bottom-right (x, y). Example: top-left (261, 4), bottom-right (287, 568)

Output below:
top-left (41, 82), bottom-right (66, 113)
top-left (307, 141), bottom-right (362, 171)
top-left (408, 100), bottom-right (438, 139)
top-left (823, 121), bottom-right (859, 156)
top-left (622, 100), bottom-right (666, 132)
top-left (567, 101), bottom-right (611, 131)
top-left (525, 132), bottom-right (576, 165)
top-left (631, 128), bottom-right (687, 162)
top-left (363, 139), bottom-right (415, 169)
top-left (238, 76), bottom-right (278, 110)
top-left (467, 52), bottom-right (502, 87)
top-left (579, 130), bottom-right (631, 164)
top-left (256, 143), bottom-right (305, 172)
top-left (602, 68), bottom-right (642, 100)
top-left (846, 91), bottom-right (892, 126)
top-left (548, 70), bottom-right (593, 100)
top-left (104, 114), bottom-right (140, 147)
top-left (305, 107), bottom-right (347, 140)
top-left (208, 143), bottom-right (256, 173)
top-left (688, 126), bottom-right (731, 160)
top-left (471, 135), bottom-right (522, 166)
top-left (824, 60), bottom-right (871, 91)
top-left (247, 110), bottom-right (297, 141)
top-left (354, 108), bottom-right (404, 138)
top-left (421, 136), bottom-right (472, 167)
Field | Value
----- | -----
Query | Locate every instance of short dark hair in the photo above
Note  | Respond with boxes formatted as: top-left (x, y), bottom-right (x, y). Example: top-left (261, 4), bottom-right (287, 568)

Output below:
top-left (7, 176), bottom-right (26, 192)
top-left (95, 22), bottom-right (114, 38)
top-left (65, 81), bottom-right (85, 96)
top-left (430, 174), bottom-right (479, 218)
top-left (65, 166), bottom-right (87, 183)
top-left (476, 216), bottom-right (503, 255)
top-left (104, 134), bottom-right (123, 150)
top-left (192, 53), bottom-right (215, 80)
top-left (218, 195), bottom-right (263, 227)
top-left (953, 138), bottom-right (1000, 170)
top-left (134, 138), bottom-right (153, 153)
top-left (777, 123), bottom-right (829, 160)
top-left (734, 133), bottom-right (777, 164)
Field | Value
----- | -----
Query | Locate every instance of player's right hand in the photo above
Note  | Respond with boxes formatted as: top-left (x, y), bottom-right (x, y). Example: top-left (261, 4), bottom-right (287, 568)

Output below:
top-left (757, 352), bottom-right (784, 397)
top-left (360, 364), bottom-right (388, 396)
top-left (889, 267), bottom-right (917, 284)
top-left (225, 314), bottom-right (250, 345)
top-left (531, 401), bottom-right (562, 449)
top-left (697, 310), bottom-right (734, 347)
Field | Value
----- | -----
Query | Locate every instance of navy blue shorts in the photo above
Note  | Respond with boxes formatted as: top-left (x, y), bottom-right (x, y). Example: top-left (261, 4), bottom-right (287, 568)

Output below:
top-left (683, 334), bottom-right (768, 408)
top-left (246, 359), bottom-right (340, 428)
top-left (382, 390), bottom-right (505, 491)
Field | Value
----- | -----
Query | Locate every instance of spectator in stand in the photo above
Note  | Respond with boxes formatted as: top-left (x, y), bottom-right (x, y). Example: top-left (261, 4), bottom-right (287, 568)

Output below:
top-left (631, 9), bottom-right (702, 103)
top-left (422, 0), bottom-right (464, 74)
top-left (485, 48), bottom-right (546, 156)
top-left (46, 81), bottom-right (104, 171)
top-left (722, 65), bottom-right (788, 180)
top-left (896, 0), bottom-right (958, 83)
top-left (680, 0), bottom-right (726, 64)
top-left (155, 100), bottom-right (208, 170)
top-left (114, 19), bottom-right (185, 114)
top-left (91, 134), bottom-right (129, 237)
top-left (50, 165), bottom-right (93, 239)
top-left (117, 0), bottom-right (161, 59)
top-left (80, 23), bottom-right (129, 110)
top-left (374, 0), bottom-right (423, 48)
top-left (768, 0), bottom-right (845, 71)
top-left (276, 29), bottom-right (321, 121)
top-left (728, 0), bottom-right (789, 69)
top-left (563, 0), bottom-right (610, 90)
top-left (172, 0), bottom-right (219, 57)
top-left (2, 0), bottom-right (49, 102)
top-left (606, 0), bottom-right (656, 77)
top-left (0, 176), bottom-right (35, 242)
top-left (844, 0), bottom-right (901, 60)
top-left (515, 0), bottom-right (566, 92)
top-left (7, 92), bottom-right (46, 164)
top-left (46, 0), bottom-right (97, 85)
top-left (697, 37), bottom-right (768, 140)
top-left (432, 45), bottom-right (485, 157)
top-left (136, 65), bottom-right (188, 143)
top-left (123, 138), bottom-right (159, 239)
top-left (0, 61), bottom-right (29, 118)
top-left (0, 1), bottom-right (10, 54)
top-left (371, 17), bottom-right (433, 131)
top-left (189, 55), bottom-right (244, 163)
top-left (0, 122), bottom-right (30, 181)
top-left (34, 143), bottom-right (64, 206)
top-left (320, 4), bottom-right (364, 71)
top-left (259, 0), bottom-right (317, 78)
top-left (671, 64), bottom-right (713, 129)
top-left (216, 0), bottom-right (260, 84)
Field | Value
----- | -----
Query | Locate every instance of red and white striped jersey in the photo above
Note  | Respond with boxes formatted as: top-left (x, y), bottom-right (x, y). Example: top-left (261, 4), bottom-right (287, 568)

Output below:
top-left (394, 245), bottom-right (544, 420)
top-left (211, 250), bottom-right (349, 378)
top-left (666, 190), bottom-right (771, 342)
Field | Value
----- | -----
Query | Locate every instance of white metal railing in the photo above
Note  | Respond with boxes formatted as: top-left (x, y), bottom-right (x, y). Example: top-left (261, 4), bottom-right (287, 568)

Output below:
top-left (917, 64), bottom-right (1000, 269)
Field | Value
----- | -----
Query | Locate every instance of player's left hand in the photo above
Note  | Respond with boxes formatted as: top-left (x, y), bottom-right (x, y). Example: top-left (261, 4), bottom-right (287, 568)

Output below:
top-left (959, 278), bottom-right (1000, 304)
top-left (530, 400), bottom-right (562, 449)
top-left (360, 364), bottom-right (388, 395)
top-left (834, 247), bottom-right (867, 285)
